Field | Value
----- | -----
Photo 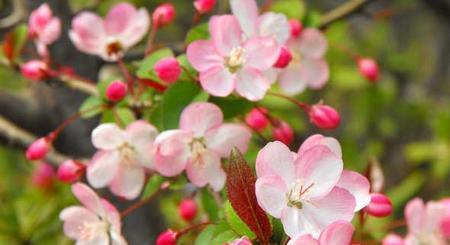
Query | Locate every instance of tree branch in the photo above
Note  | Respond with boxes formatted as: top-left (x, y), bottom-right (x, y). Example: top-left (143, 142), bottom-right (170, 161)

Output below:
top-left (319, 0), bottom-right (372, 29)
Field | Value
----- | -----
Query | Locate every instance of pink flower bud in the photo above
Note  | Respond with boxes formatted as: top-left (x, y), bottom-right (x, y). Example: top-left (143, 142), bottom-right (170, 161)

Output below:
top-left (32, 162), bottom-right (55, 189)
top-left (26, 137), bottom-right (50, 160)
top-left (106, 80), bottom-right (128, 102)
top-left (57, 160), bottom-right (85, 183)
top-left (179, 199), bottom-right (198, 221)
top-left (245, 108), bottom-right (269, 132)
top-left (358, 57), bottom-right (379, 82)
top-left (20, 60), bottom-right (48, 81)
top-left (365, 193), bottom-right (393, 217)
top-left (154, 57), bottom-right (181, 83)
top-left (194, 0), bottom-right (216, 14)
top-left (156, 230), bottom-right (178, 245)
top-left (382, 233), bottom-right (404, 245)
top-left (153, 3), bottom-right (176, 28)
top-left (289, 19), bottom-right (303, 38)
top-left (272, 121), bottom-right (294, 145)
top-left (273, 46), bottom-right (293, 68)
top-left (308, 104), bottom-right (340, 130)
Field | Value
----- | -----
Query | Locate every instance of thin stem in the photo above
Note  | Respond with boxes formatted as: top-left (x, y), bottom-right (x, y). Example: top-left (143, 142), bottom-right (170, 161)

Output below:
top-left (177, 222), bottom-right (212, 238)
top-left (117, 58), bottom-right (134, 95)
top-left (329, 42), bottom-right (359, 60)
top-left (145, 25), bottom-right (158, 56)
top-left (266, 92), bottom-right (309, 111)
top-left (181, 66), bottom-right (198, 82)
top-left (120, 181), bottom-right (170, 217)
top-left (319, 0), bottom-right (372, 29)
top-left (191, 12), bottom-right (202, 27)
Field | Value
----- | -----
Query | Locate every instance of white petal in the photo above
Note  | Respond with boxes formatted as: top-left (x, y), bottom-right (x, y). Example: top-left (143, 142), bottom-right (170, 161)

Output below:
top-left (91, 124), bottom-right (125, 150)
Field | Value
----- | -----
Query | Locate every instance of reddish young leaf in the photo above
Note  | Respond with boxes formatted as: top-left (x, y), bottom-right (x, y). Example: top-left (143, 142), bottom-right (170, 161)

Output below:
top-left (3, 32), bottom-right (15, 62)
top-left (139, 78), bottom-right (167, 92)
top-left (226, 148), bottom-right (272, 245)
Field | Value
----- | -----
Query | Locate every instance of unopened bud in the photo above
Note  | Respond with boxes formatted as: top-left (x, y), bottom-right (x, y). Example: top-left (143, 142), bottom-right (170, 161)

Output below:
top-left (154, 57), bottom-right (181, 83)
top-left (194, 0), bottom-right (216, 14)
top-left (57, 160), bottom-right (85, 183)
top-left (32, 162), bottom-right (55, 189)
top-left (179, 199), bottom-right (198, 222)
top-left (272, 121), bottom-right (294, 145)
top-left (26, 137), bottom-right (50, 161)
top-left (273, 46), bottom-right (293, 68)
top-left (106, 80), bottom-right (128, 102)
top-left (156, 230), bottom-right (178, 245)
top-left (365, 193), bottom-right (393, 217)
top-left (153, 3), bottom-right (176, 28)
top-left (289, 19), bottom-right (303, 38)
top-left (308, 104), bottom-right (340, 130)
top-left (21, 60), bottom-right (48, 81)
top-left (245, 108), bottom-right (269, 132)
top-left (358, 57), bottom-right (379, 82)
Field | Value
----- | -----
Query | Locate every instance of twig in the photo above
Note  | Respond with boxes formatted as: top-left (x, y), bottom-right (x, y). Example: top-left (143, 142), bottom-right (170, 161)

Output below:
top-left (57, 75), bottom-right (98, 96)
top-left (319, 0), bottom-right (372, 29)
top-left (120, 181), bottom-right (170, 217)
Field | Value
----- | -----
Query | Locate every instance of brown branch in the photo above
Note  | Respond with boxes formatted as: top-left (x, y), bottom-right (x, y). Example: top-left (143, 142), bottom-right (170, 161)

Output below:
top-left (319, 0), bottom-right (372, 29)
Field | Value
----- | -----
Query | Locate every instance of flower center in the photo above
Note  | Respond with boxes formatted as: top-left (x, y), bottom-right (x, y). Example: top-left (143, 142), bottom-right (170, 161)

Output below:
top-left (225, 47), bottom-right (246, 73)
top-left (189, 138), bottom-right (207, 163)
top-left (106, 40), bottom-right (123, 58)
top-left (118, 143), bottom-right (135, 167)
top-left (78, 220), bottom-right (109, 240)
top-left (286, 179), bottom-right (315, 209)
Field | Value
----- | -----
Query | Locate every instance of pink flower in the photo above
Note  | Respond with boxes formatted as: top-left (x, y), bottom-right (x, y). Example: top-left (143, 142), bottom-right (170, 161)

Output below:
top-left (69, 3), bottom-right (150, 61)
top-left (365, 193), bottom-right (393, 217)
top-left (287, 221), bottom-right (354, 245)
top-left (278, 29), bottom-right (329, 95)
top-left (194, 0), bottom-right (216, 14)
top-left (308, 103), bottom-right (341, 130)
top-left (154, 102), bottom-right (251, 191)
top-left (228, 236), bottom-right (252, 245)
top-left (106, 80), bottom-right (128, 102)
top-left (245, 108), bottom-right (269, 132)
top-left (358, 57), bottom-right (379, 82)
top-left (87, 121), bottom-right (158, 199)
top-left (21, 60), bottom-right (48, 82)
top-left (154, 57), bottom-right (182, 83)
top-left (255, 134), bottom-right (370, 238)
top-left (187, 15), bottom-right (280, 101)
top-left (26, 137), bottom-right (50, 160)
top-left (28, 4), bottom-right (61, 57)
top-left (153, 3), bottom-right (176, 28)
top-left (32, 162), bottom-right (55, 189)
top-left (60, 183), bottom-right (126, 244)
top-left (403, 198), bottom-right (448, 245)
top-left (57, 160), bottom-right (85, 183)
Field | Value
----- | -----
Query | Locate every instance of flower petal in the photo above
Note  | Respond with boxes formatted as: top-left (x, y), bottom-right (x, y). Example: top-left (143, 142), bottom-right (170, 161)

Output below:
top-left (278, 63), bottom-right (308, 95)
top-left (281, 207), bottom-right (309, 238)
top-left (40, 18), bottom-right (61, 44)
top-left (91, 124), bottom-right (125, 150)
top-left (69, 12), bottom-right (106, 55)
top-left (256, 141), bottom-right (295, 183)
top-left (256, 13), bottom-right (290, 44)
top-left (205, 123), bottom-right (251, 158)
top-left (72, 183), bottom-right (105, 215)
top-left (243, 36), bottom-right (280, 70)
top-left (187, 40), bottom-right (224, 72)
top-left (301, 58), bottom-right (329, 89)
top-left (126, 120), bottom-right (158, 169)
top-left (405, 198), bottom-right (426, 235)
top-left (255, 175), bottom-right (288, 218)
top-left (185, 151), bottom-right (225, 191)
top-left (209, 15), bottom-right (242, 56)
top-left (87, 151), bottom-right (120, 188)
top-left (199, 66), bottom-right (235, 97)
top-left (319, 221), bottom-right (355, 245)
top-left (287, 235), bottom-right (319, 245)
top-left (230, 0), bottom-right (258, 36)
top-left (109, 165), bottom-right (145, 200)
top-left (180, 102), bottom-right (224, 136)
top-left (59, 206), bottom-right (103, 240)
top-left (154, 130), bottom-right (191, 177)
top-left (235, 67), bottom-right (270, 101)
top-left (118, 9), bottom-right (150, 48)
top-left (297, 134), bottom-right (341, 158)
top-left (337, 170), bottom-right (371, 211)
top-left (298, 29), bottom-right (327, 59)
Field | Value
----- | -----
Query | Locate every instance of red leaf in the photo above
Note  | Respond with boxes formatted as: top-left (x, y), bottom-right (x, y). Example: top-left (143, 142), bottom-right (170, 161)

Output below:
top-left (226, 148), bottom-right (272, 245)
top-left (3, 32), bottom-right (15, 62)
top-left (139, 79), bottom-right (167, 92)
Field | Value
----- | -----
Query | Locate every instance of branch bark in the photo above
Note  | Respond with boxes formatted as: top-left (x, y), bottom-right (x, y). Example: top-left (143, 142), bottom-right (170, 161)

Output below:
top-left (319, 0), bottom-right (372, 29)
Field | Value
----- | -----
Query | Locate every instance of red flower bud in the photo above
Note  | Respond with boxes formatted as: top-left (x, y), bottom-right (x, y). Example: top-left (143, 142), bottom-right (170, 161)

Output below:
top-left (21, 60), bottom-right (48, 81)
top-left (57, 160), bottom-right (85, 183)
top-left (245, 108), bottom-right (269, 132)
top-left (106, 80), bottom-right (128, 102)
top-left (289, 19), bottom-right (303, 38)
top-left (358, 57), bottom-right (379, 82)
top-left (154, 57), bottom-right (181, 83)
top-left (156, 230), bottom-right (178, 245)
top-left (153, 3), bottom-right (175, 28)
top-left (308, 104), bottom-right (340, 130)
top-left (272, 121), bottom-right (294, 145)
top-left (365, 193), bottom-right (393, 217)
top-left (273, 46), bottom-right (293, 68)
top-left (32, 162), bottom-right (55, 189)
top-left (179, 199), bottom-right (198, 222)
top-left (194, 0), bottom-right (216, 14)
top-left (26, 137), bottom-right (50, 161)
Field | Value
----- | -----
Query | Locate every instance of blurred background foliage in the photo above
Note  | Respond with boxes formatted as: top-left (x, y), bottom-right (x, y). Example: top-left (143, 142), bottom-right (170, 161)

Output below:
top-left (0, 0), bottom-right (449, 244)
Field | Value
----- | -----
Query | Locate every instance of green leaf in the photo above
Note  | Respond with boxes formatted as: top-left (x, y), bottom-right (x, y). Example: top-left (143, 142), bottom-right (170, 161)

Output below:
top-left (387, 172), bottom-right (425, 211)
top-left (185, 23), bottom-right (209, 44)
top-left (141, 175), bottom-right (165, 200)
top-left (211, 230), bottom-right (239, 245)
top-left (224, 201), bottom-right (255, 239)
top-left (271, 0), bottom-right (305, 19)
top-left (303, 11), bottom-right (322, 28)
top-left (136, 48), bottom-right (174, 79)
top-left (101, 108), bottom-right (136, 127)
top-left (209, 96), bottom-right (253, 119)
top-left (177, 54), bottom-right (198, 82)
top-left (199, 188), bottom-right (219, 222)
top-left (194, 222), bottom-right (231, 245)
top-left (79, 96), bottom-right (104, 118)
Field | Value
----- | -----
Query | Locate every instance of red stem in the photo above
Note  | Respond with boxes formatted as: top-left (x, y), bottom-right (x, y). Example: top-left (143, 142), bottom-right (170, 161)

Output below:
top-left (266, 92), bottom-right (310, 111)
top-left (176, 222), bottom-right (212, 238)
top-left (120, 181), bottom-right (170, 217)
top-left (145, 24), bottom-right (158, 56)
top-left (117, 58), bottom-right (134, 95)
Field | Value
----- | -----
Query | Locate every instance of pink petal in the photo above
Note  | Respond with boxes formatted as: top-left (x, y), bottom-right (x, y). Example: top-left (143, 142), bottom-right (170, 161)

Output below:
top-left (287, 235), bottom-right (319, 245)
top-left (209, 15), bottom-right (242, 56)
top-left (297, 134), bottom-right (342, 158)
top-left (295, 145), bottom-right (343, 199)
top-left (205, 123), bottom-right (251, 158)
top-left (71, 183), bottom-right (105, 215)
top-left (101, 199), bottom-right (121, 229)
top-left (59, 206), bottom-right (103, 240)
top-left (154, 130), bottom-right (191, 177)
top-left (318, 221), bottom-right (354, 245)
top-left (199, 66), bottom-right (235, 97)
top-left (255, 175), bottom-right (288, 218)
top-left (255, 141), bottom-right (295, 183)
top-left (40, 18), bottom-right (61, 44)
top-left (301, 58), bottom-right (329, 89)
top-left (110, 165), bottom-right (145, 200)
top-left (298, 28), bottom-right (327, 59)
top-left (180, 102), bottom-right (223, 136)
top-left (263, 68), bottom-right (278, 85)
top-left (243, 36), bottom-right (280, 70)
top-left (29, 4), bottom-right (52, 34)
top-left (278, 63), bottom-right (308, 95)
top-left (235, 67), bottom-right (270, 101)
top-left (405, 198), bottom-right (425, 235)
top-left (69, 12), bottom-right (106, 55)
top-left (256, 13), bottom-right (290, 44)
top-left (187, 40), bottom-right (224, 72)
top-left (424, 201), bottom-right (447, 234)
top-left (126, 120), bottom-right (158, 169)
top-left (185, 151), bottom-right (225, 191)
top-left (281, 207), bottom-right (310, 238)
top-left (337, 170), bottom-right (371, 211)
top-left (230, 0), bottom-right (258, 36)
top-left (91, 123), bottom-right (125, 150)
top-left (382, 233), bottom-right (405, 245)
top-left (87, 151), bottom-right (120, 188)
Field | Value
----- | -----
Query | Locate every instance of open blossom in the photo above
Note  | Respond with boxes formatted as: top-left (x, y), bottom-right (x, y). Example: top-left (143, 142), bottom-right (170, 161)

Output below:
top-left (87, 121), bottom-right (158, 199)
top-left (255, 134), bottom-right (370, 238)
top-left (60, 183), bottom-right (126, 244)
top-left (154, 102), bottom-right (251, 191)
top-left (28, 4), bottom-right (61, 57)
top-left (69, 3), bottom-right (149, 61)
top-left (287, 221), bottom-right (354, 245)
top-left (187, 15), bottom-right (280, 101)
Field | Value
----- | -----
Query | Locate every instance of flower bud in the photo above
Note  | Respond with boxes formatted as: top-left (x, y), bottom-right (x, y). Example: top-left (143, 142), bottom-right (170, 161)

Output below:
top-left (308, 104), bottom-right (340, 130)
top-left (365, 193), bottom-right (393, 217)
top-left (245, 108), bottom-right (269, 132)
top-left (153, 3), bottom-right (176, 28)
top-left (179, 199), bottom-right (198, 222)
top-left (106, 80), bottom-right (128, 102)
top-left (26, 137), bottom-right (50, 161)
top-left (156, 230), bottom-right (178, 245)
top-left (358, 57), bottom-right (379, 82)
top-left (21, 60), bottom-right (48, 81)
top-left (32, 162), bottom-right (55, 189)
top-left (194, 0), bottom-right (216, 14)
top-left (272, 121), bottom-right (294, 145)
top-left (57, 160), bottom-right (85, 183)
top-left (382, 234), bottom-right (404, 245)
top-left (289, 19), bottom-right (303, 38)
top-left (273, 46), bottom-right (293, 68)
top-left (154, 57), bottom-right (181, 83)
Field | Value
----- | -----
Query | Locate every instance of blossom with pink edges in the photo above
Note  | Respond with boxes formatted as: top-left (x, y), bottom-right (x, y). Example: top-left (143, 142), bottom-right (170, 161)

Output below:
top-left (87, 121), bottom-right (158, 199)
top-left (287, 221), bottom-right (354, 245)
top-left (154, 102), bottom-right (251, 191)
top-left (60, 183), bottom-right (126, 244)
top-left (69, 3), bottom-right (149, 61)
top-left (28, 4), bottom-right (61, 57)
top-left (228, 236), bottom-right (252, 245)
top-left (255, 134), bottom-right (370, 238)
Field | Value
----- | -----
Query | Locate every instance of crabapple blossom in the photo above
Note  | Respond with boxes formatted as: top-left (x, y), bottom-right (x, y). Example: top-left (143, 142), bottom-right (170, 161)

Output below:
top-left (178, 199), bottom-right (198, 222)
top-left (194, 0), bottom-right (216, 14)
top-left (365, 193), bottom-right (393, 217)
top-left (106, 80), bottom-right (128, 102)
top-left (87, 121), bottom-right (158, 199)
top-left (28, 4), bottom-right (61, 57)
top-left (26, 137), bottom-right (50, 160)
top-left (21, 60), bottom-right (48, 82)
top-left (228, 236), bottom-right (252, 245)
top-left (60, 183), bottom-right (126, 244)
top-left (272, 121), bottom-right (294, 145)
top-left (57, 160), bottom-right (85, 183)
top-left (308, 103), bottom-right (341, 130)
top-left (255, 134), bottom-right (370, 238)
top-left (289, 19), bottom-right (303, 38)
top-left (153, 3), bottom-right (176, 28)
top-left (154, 57), bottom-right (182, 83)
top-left (31, 162), bottom-right (55, 189)
top-left (245, 107), bottom-right (269, 132)
top-left (274, 46), bottom-right (293, 68)
top-left (154, 102), bottom-right (251, 191)
top-left (358, 57), bottom-right (379, 82)
top-left (69, 3), bottom-right (149, 61)
top-left (287, 221), bottom-right (355, 245)
top-left (187, 15), bottom-right (280, 101)
top-left (156, 230), bottom-right (178, 245)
